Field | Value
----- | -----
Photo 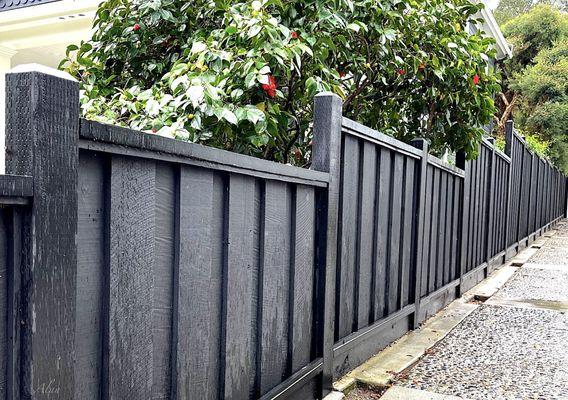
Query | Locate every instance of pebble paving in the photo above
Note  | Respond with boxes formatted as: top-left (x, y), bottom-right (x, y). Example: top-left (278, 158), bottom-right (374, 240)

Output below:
top-left (395, 220), bottom-right (568, 400)
top-left (490, 265), bottom-right (568, 303)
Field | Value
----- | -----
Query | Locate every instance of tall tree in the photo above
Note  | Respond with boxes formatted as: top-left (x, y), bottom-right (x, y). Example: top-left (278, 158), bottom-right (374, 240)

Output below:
top-left (494, 0), bottom-right (568, 24)
top-left (512, 39), bottom-right (568, 170)
top-left (493, 4), bottom-right (567, 136)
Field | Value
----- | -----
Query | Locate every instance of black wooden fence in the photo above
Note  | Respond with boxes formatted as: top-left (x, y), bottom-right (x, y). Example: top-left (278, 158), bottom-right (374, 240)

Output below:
top-left (0, 68), bottom-right (566, 400)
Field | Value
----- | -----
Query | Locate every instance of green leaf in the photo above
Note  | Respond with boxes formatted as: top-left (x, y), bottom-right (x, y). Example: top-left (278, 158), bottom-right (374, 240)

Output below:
top-left (246, 107), bottom-right (265, 124)
top-left (190, 42), bottom-right (207, 54)
top-left (220, 108), bottom-right (238, 125)
top-left (248, 25), bottom-right (262, 38)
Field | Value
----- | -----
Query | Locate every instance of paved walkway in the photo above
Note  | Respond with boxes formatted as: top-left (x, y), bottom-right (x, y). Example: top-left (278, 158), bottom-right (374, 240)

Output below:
top-left (379, 220), bottom-right (568, 400)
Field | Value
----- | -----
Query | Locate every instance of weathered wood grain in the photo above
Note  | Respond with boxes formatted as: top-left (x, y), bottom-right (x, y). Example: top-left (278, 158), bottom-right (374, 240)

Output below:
top-left (80, 119), bottom-right (328, 188)
top-left (223, 174), bottom-right (261, 400)
top-left (108, 156), bottom-right (156, 400)
top-left (176, 167), bottom-right (223, 400)
top-left (387, 153), bottom-right (404, 315)
top-left (420, 165), bottom-right (433, 297)
top-left (374, 148), bottom-right (392, 321)
top-left (259, 181), bottom-right (292, 395)
top-left (356, 143), bottom-right (377, 329)
top-left (399, 159), bottom-right (415, 308)
top-left (312, 93), bottom-right (343, 395)
top-left (76, 151), bottom-right (106, 400)
top-left (6, 69), bottom-right (79, 399)
top-left (337, 135), bottom-right (360, 338)
top-left (291, 185), bottom-right (316, 371)
top-left (153, 163), bottom-right (176, 399)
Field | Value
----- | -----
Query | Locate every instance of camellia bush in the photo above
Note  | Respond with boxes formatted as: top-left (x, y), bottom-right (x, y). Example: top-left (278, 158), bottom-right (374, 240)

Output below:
top-left (62, 0), bottom-right (500, 164)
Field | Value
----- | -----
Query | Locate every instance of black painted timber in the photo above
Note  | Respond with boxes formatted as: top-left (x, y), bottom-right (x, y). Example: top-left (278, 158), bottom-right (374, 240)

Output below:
top-left (2, 70), bottom-right (567, 400)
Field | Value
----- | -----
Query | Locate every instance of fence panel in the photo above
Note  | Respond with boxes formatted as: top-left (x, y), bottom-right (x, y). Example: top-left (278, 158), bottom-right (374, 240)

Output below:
top-left (3, 70), bottom-right (568, 400)
top-left (5, 68), bottom-right (328, 400)
top-left (488, 153), bottom-right (510, 261)
top-left (329, 117), bottom-right (421, 377)
top-left (418, 157), bottom-right (463, 310)
top-left (76, 121), bottom-right (327, 400)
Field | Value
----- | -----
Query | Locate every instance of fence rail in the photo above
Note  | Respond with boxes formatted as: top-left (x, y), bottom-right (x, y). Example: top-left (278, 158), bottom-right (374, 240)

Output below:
top-left (1, 67), bottom-right (566, 400)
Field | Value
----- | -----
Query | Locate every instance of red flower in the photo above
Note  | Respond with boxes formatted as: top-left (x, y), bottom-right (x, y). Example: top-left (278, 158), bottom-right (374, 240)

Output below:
top-left (473, 74), bottom-right (480, 85)
top-left (398, 69), bottom-right (406, 75)
top-left (291, 31), bottom-right (299, 39)
top-left (262, 75), bottom-right (277, 98)
top-left (133, 23), bottom-right (141, 31)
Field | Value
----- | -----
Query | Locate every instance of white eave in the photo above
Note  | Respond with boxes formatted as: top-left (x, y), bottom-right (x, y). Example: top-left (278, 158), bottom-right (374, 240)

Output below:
top-left (0, 0), bottom-right (99, 51)
top-left (478, 2), bottom-right (513, 60)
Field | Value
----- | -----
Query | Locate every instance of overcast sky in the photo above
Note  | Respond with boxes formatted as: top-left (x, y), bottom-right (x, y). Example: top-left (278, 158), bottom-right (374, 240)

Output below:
top-left (487, 0), bottom-right (500, 9)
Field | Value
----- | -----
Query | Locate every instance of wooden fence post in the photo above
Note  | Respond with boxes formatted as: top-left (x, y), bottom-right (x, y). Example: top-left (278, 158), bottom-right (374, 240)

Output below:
top-left (504, 121), bottom-right (514, 258)
top-left (456, 150), bottom-right (469, 296)
top-left (5, 64), bottom-right (79, 399)
top-left (311, 92), bottom-right (343, 396)
top-left (410, 139), bottom-right (428, 328)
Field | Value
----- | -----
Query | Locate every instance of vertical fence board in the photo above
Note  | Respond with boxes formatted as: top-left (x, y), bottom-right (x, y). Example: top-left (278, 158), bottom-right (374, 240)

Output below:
top-left (374, 148), bottom-right (392, 320)
top-left (428, 168), bottom-right (440, 294)
top-left (451, 177), bottom-right (461, 280)
top-left (411, 139), bottom-right (428, 327)
top-left (337, 135), bottom-right (359, 337)
top-left (108, 157), bottom-right (156, 400)
top-left (259, 181), bottom-right (292, 395)
top-left (421, 165), bottom-right (433, 297)
top-left (153, 164), bottom-right (176, 399)
top-left (467, 157), bottom-right (475, 269)
top-left (224, 175), bottom-right (260, 400)
top-left (443, 175), bottom-right (454, 284)
top-left (357, 143), bottom-right (377, 329)
top-left (176, 167), bottom-right (223, 400)
top-left (291, 186), bottom-right (316, 371)
top-left (76, 152), bottom-right (106, 400)
top-left (400, 160), bottom-right (415, 308)
top-left (436, 172), bottom-right (448, 289)
top-left (387, 154), bottom-right (404, 314)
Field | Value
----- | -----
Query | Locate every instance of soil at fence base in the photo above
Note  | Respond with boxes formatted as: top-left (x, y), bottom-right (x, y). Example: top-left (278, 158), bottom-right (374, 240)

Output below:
top-left (344, 384), bottom-right (388, 399)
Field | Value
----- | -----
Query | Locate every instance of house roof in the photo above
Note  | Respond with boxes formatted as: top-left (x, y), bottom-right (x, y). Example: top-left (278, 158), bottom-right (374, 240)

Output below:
top-left (478, 4), bottom-right (514, 59)
top-left (0, 0), bottom-right (60, 12)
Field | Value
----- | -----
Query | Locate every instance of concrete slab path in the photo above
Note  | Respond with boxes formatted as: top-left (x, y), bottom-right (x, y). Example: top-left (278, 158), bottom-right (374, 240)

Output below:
top-left (344, 219), bottom-right (568, 400)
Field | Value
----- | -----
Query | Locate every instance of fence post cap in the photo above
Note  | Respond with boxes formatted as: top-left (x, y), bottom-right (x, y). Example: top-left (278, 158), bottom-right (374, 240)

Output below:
top-left (8, 63), bottom-right (77, 82)
top-left (410, 137), bottom-right (428, 150)
top-left (314, 91), bottom-right (342, 100)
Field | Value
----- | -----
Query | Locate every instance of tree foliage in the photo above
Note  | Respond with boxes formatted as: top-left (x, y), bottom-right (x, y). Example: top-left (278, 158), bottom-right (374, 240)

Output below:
top-left (62, 0), bottom-right (499, 164)
top-left (494, 0), bottom-right (567, 25)
top-left (502, 4), bottom-right (568, 71)
top-left (495, 5), bottom-right (568, 171)
top-left (512, 39), bottom-right (568, 170)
